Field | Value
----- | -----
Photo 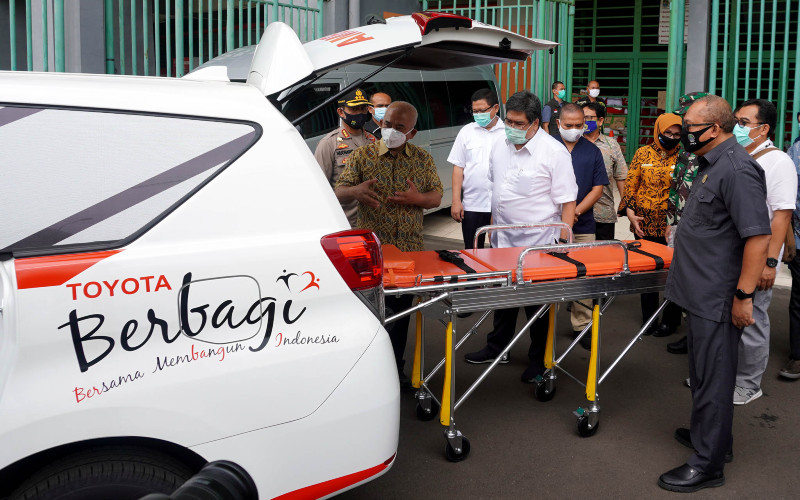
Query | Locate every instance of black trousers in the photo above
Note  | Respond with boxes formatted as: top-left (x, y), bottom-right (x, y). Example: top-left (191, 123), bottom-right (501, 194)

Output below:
top-left (385, 294), bottom-right (414, 373)
top-left (461, 211), bottom-right (492, 249)
top-left (487, 306), bottom-right (550, 376)
top-left (595, 221), bottom-right (616, 241)
top-left (789, 253), bottom-right (800, 359)
top-left (637, 234), bottom-right (682, 329)
top-left (686, 312), bottom-right (740, 475)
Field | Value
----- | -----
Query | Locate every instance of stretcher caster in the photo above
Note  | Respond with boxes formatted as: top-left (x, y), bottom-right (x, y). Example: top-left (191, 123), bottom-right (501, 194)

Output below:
top-left (416, 400), bottom-right (440, 421)
top-left (576, 415), bottom-right (599, 438)
top-left (444, 436), bottom-right (470, 462)
top-left (533, 375), bottom-right (556, 402)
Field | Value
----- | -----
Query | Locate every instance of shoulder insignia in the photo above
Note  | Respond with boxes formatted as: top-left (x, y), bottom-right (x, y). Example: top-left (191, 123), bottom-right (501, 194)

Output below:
top-left (368, 135), bottom-right (376, 143)
top-left (336, 136), bottom-right (343, 142)
top-left (701, 174), bottom-right (708, 183)
top-left (342, 158), bottom-right (348, 164)
top-left (341, 128), bottom-right (351, 139)
top-left (337, 142), bottom-right (349, 149)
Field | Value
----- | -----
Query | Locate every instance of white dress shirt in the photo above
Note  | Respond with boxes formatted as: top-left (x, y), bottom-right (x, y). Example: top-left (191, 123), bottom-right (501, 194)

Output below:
top-left (489, 127), bottom-right (578, 248)
top-left (447, 119), bottom-right (505, 212)
top-left (751, 139), bottom-right (798, 221)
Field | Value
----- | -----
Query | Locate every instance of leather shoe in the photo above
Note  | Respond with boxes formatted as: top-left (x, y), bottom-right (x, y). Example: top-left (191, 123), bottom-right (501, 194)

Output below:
top-left (658, 463), bottom-right (724, 492)
top-left (652, 323), bottom-right (676, 337)
top-left (674, 428), bottom-right (733, 463)
top-left (667, 335), bottom-right (688, 354)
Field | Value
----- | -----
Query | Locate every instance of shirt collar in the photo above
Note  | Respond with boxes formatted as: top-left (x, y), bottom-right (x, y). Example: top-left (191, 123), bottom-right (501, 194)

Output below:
top-left (378, 140), bottom-right (412, 157)
top-left (750, 138), bottom-right (774, 155)
top-left (700, 135), bottom-right (738, 166)
top-left (472, 118), bottom-right (505, 132)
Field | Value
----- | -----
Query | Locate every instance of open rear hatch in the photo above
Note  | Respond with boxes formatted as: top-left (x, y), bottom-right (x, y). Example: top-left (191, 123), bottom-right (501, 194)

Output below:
top-left (245, 12), bottom-right (556, 98)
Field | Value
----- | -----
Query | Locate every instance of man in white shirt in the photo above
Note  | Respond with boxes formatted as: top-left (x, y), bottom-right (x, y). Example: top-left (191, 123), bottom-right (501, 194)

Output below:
top-left (448, 88), bottom-right (505, 248)
top-left (732, 99), bottom-right (798, 404)
top-left (464, 90), bottom-right (578, 383)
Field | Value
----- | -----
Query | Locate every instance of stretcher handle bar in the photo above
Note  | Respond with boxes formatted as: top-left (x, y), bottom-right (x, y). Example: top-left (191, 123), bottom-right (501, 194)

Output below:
top-left (384, 292), bottom-right (450, 325)
top-left (516, 240), bottom-right (631, 285)
top-left (454, 304), bottom-right (550, 411)
top-left (382, 275), bottom-right (511, 296)
top-left (416, 270), bottom-right (512, 285)
top-left (472, 222), bottom-right (574, 250)
top-left (598, 299), bottom-right (670, 385)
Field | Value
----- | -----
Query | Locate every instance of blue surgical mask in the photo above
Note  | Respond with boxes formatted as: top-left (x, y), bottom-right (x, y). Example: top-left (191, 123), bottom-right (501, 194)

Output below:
top-left (556, 89), bottom-right (566, 100)
top-left (734, 123), bottom-right (761, 147)
top-left (505, 123), bottom-right (533, 145)
top-left (584, 120), bottom-right (598, 133)
top-left (474, 112), bottom-right (492, 127)
top-left (373, 107), bottom-right (387, 121)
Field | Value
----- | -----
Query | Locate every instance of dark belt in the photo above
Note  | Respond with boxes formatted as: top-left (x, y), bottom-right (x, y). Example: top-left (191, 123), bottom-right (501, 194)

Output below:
top-left (626, 242), bottom-right (664, 270)
top-left (435, 250), bottom-right (477, 282)
top-left (547, 251), bottom-right (587, 277)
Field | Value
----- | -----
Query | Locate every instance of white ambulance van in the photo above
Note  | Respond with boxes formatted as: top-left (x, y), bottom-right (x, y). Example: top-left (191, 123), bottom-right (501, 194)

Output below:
top-left (0, 13), bottom-right (554, 499)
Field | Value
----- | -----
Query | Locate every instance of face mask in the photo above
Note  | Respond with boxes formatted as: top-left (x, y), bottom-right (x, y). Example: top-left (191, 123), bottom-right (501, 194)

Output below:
top-left (560, 127), bottom-right (583, 143)
top-left (589, 88), bottom-right (601, 98)
top-left (505, 123), bottom-right (533, 145)
top-left (373, 107), bottom-right (387, 121)
top-left (381, 127), bottom-right (412, 148)
top-left (556, 89), bottom-right (566, 100)
top-left (680, 124), bottom-right (715, 153)
top-left (343, 111), bottom-right (371, 130)
top-left (473, 112), bottom-right (493, 127)
top-left (733, 123), bottom-right (762, 147)
top-left (658, 133), bottom-right (681, 151)
top-left (584, 120), bottom-right (598, 133)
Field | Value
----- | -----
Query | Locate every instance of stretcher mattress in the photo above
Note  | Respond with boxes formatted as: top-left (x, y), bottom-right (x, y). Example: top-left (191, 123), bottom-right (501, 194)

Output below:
top-left (382, 240), bottom-right (672, 289)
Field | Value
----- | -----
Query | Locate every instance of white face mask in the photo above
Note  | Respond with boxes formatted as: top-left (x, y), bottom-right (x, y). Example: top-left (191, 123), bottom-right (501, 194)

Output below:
top-left (559, 127), bottom-right (583, 143)
top-left (588, 88), bottom-right (601, 98)
top-left (381, 127), bottom-right (412, 149)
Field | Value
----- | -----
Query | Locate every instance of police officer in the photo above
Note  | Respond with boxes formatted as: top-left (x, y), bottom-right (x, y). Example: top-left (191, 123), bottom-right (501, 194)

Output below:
top-left (658, 95), bottom-right (771, 493)
top-left (314, 88), bottom-right (376, 227)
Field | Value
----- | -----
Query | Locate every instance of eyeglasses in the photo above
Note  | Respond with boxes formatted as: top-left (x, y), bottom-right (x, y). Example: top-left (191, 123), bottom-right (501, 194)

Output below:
top-left (684, 122), bottom-right (715, 130)
top-left (735, 119), bottom-right (764, 128)
top-left (472, 105), bottom-right (495, 114)
top-left (662, 131), bottom-right (681, 139)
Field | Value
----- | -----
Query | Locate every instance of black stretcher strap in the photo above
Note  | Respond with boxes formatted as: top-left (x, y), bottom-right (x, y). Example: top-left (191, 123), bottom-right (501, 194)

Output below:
top-left (547, 251), bottom-right (587, 277)
top-left (626, 242), bottom-right (664, 270)
top-left (436, 250), bottom-right (477, 274)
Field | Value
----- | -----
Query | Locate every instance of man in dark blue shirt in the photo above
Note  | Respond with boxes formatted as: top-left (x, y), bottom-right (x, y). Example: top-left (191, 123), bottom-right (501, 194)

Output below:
top-left (659, 95), bottom-right (770, 492)
top-left (557, 103), bottom-right (609, 346)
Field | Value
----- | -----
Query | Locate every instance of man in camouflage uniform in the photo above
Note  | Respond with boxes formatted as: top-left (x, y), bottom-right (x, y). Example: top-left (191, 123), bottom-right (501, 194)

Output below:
top-left (665, 92), bottom-right (708, 355)
top-left (314, 88), bottom-right (376, 227)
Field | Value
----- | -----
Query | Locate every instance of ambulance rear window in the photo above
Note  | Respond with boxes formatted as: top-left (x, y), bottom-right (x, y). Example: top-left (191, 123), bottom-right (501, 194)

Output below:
top-left (0, 105), bottom-right (258, 256)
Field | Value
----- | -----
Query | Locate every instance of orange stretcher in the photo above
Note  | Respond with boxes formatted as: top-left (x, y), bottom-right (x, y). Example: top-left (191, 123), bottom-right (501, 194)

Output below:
top-left (381, 223), bottom-right (673, 462)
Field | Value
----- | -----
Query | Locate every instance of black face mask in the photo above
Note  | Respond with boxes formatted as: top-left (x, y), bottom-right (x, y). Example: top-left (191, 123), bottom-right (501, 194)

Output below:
top-left (658, 133), bottom-right (681, 151)
top-left (343, 111), bottom-right (371, 130)
top-left (680, 124), bottom-right (715, 153)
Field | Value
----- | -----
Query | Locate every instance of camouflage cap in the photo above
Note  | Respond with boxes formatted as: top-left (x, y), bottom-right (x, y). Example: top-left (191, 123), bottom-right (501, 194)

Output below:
top-left (337, 88), bottom-right (370, 108)
top-left (674, 91), bottom-right (710, 116)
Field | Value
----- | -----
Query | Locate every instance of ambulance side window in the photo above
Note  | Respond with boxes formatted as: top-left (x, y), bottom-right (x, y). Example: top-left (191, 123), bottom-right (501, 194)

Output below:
top-left (360, 81), bottom-right (432, 131)
top-left (0, 106), bottom-right (259, 256)
top-left (446, 79), bottom-right (500, 127)
top-left (282, 84), bottom-right (341, 139)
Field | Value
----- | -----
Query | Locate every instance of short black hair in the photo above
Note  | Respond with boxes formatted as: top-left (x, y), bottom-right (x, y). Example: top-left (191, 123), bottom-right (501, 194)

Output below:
top-left (551, 80), bottom-right (565, 90)
top-left (505, 90), bottom-right (542, 125)
top-left (581, 101), bottom-right (606, 119)
top-left (736, 98), bottom-right (777, 136)
top-left (471, 88), bottom-right (498, 107)
top-left (560, 102), bottom-right (584, 118)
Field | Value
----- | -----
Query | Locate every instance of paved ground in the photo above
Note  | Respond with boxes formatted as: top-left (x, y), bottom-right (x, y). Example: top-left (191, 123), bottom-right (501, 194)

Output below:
top-left (341, 211), bottom-right (798, 499)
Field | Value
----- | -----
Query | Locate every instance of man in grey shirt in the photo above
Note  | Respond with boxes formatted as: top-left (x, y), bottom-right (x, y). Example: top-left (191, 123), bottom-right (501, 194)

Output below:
top-left (658, 95), bottom-right (771, 493)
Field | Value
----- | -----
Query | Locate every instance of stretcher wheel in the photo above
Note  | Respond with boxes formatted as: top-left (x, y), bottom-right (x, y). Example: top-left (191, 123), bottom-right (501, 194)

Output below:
top-left (416, 401), bottom-right (440, 421)
top-left (444, 437), bottom-right (471, 462)
top-left (534, 382), bottom-right (556, 402)
top-left (576, 415), bottom-right (599, 437)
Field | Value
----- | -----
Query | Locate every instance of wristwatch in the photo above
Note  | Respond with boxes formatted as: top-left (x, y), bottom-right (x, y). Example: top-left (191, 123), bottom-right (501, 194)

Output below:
top-left (766, 257), bottom-right (779, 268)
top-left (735, 288), bottom-right (756, 300)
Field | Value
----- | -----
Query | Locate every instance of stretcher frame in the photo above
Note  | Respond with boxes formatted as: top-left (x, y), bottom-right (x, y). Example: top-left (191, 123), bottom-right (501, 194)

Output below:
top-left (382, 223), bottom-right (671, 461)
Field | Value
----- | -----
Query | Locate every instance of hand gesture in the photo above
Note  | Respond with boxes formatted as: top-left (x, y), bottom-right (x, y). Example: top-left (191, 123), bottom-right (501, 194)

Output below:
top-left (387, 179), bottom-right (422, 206)
top-left (626, 208), bottom-right (645, 238)
top-left (353, 178), bottom-right (381, 208)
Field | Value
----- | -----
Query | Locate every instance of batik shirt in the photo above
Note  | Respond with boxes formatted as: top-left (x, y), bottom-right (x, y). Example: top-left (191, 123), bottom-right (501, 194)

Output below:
top-left (620, 143), bottom-right (679, 237)
top-left (666, 149), bottom-right (700, 227)
top-left (335, 140), bottom-right (443, 251)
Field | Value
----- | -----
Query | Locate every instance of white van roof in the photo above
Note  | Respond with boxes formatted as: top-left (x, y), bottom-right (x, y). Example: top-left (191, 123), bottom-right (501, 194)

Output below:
top-left (240, 12), bottom-right (556, 96)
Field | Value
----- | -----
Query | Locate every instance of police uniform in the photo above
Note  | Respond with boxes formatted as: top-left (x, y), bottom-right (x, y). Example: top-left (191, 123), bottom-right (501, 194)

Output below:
top-left (313, 89), bottom-right (375, 227)
top-left (665, 136), bottom-right (770, 475)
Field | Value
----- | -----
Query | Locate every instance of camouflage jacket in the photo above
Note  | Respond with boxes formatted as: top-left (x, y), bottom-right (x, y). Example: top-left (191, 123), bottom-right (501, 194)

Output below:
top-left (666, 149), bottom-right (700, 226)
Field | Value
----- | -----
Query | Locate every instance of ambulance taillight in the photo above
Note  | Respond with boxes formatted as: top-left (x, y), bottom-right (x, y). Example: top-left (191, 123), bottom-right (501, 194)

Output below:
top-left (321, 230), bottom-right (384, 320)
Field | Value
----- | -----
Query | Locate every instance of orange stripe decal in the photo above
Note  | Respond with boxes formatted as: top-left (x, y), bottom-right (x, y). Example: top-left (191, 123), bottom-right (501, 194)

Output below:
top-left (273, 454), bottom-right (396, 500)
top-left (15, 250), bottom-right (123, 290)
